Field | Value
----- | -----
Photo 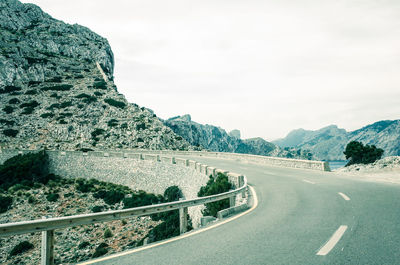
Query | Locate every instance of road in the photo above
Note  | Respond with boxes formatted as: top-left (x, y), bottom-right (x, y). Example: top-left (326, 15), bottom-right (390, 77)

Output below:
top-left (85, 156), bottom-right (400, 265)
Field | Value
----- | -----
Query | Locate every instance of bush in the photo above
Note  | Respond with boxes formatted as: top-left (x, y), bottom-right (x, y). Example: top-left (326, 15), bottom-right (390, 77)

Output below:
top-left (91, 205), bottom-right (104, 213)
top-left (0, 119), bottom-right (15, 126)
top-left (3, 129), bottom-right (18, 137)
top-left (104, 98), bottom-right (126, 109)
top-left (9, 241), bottom-right (34, 256)
top-left (21, 107), bottom-right (35, 115)
top-left (197, 173), bottom-right (232, 217)
top-left (41, 84), bottom-right (72, 91)
top-left (104, 228), bottom-right (113, 238)
top-left (3, 105), bottom-right (14, 114)
top-left (40, 112), bottom-right (54, 118)
top-left (25, 89), bottom-right (37, 95)
top-left (344, 141), bottom-right (384, 166)
top-left (0, 85), bottom-right (21, 94)
top-left (93, 80), bottom-right (107, 90)
top-left (122, 191), bottom-right (163, 209)
top-left (92, 243), bottom-right (108, 258)
top-left (91, 128), bottom-right (105, 139)
top-left (0, 151), bottom-right (49, 190)
top-left (20, 100), bottom-right (39, 109)
top-left (46, 193), bottom-right (59, 202)
top-left (78, 241), bottom-right (90, 249)
top-left (8, 98), bottom-right (20, 104)
top-left (0, 195), bottom-right (12, 213)
top-left (107, 119), bottom-right (118, 127)
top-left (148, 186), bottom-right (191, 242)
top-left (60, 101), bottom-right (72, 108)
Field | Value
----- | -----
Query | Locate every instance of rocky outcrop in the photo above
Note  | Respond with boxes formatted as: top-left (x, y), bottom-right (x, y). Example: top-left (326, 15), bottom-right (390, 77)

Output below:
top-left (0, 0), bottom-right (192, 151)
top-left (164, 115), bottom-right (313, 159)
top-left (273, 120), bottom-right (400, 160)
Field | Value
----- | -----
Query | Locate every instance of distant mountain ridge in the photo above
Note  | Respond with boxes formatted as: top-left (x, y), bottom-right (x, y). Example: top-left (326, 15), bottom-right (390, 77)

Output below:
top-left (164, 115), bottom-right (313, 159)
top-left (273, 120), bottom-right (400, 160)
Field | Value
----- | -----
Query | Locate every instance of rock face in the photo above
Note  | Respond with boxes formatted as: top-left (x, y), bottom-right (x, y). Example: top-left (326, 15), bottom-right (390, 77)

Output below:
top-left (273, 120), bottom-right (400, 160)
top-left (164, 115), bottom-right (313, 159)
top-left (0, 0), bottom-right (192, 151)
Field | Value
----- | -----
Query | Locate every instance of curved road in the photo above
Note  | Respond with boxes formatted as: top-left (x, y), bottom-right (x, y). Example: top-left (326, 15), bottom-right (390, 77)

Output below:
top-left (85, 156), bottom-right (400, 265)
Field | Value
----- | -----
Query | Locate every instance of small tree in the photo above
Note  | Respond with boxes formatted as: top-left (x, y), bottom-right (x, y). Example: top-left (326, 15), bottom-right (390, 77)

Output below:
top-left (344, 141), bottom-right (384, 166)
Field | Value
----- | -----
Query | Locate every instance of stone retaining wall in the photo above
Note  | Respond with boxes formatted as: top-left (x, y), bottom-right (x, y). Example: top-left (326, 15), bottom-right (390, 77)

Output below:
top-left (0, 149), bottom-right (248, 227)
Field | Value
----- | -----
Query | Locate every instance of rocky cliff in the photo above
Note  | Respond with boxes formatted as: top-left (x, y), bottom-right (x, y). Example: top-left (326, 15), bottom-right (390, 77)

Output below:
top-left (0, 0), bottom-right (191, 151)
top-left (164, 115), bottom-right (313, 159)
top-left (273, 120), bottom-right (400, 160)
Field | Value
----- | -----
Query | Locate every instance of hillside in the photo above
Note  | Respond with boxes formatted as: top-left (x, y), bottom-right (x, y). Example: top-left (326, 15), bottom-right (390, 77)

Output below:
top-left (0, 0), bottom-right (191, 151)
top-left (164, 115), bottom-right (313, 159)
top-left (273, 120), bottom-right (400, 160)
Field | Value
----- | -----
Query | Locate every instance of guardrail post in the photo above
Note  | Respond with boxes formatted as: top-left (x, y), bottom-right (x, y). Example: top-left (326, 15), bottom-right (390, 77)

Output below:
top-left (238, 175), bottom-right (245, 198)
top-left (185, 159), bottom-right (189, 167)
top-left (229, 195), bottom-right (236, 207)
top-left (171, 157), bottom-right (176, 164)
top-left (179, 207), bottom-right (188, 234)
top-left (139, 153), bottom-right (143, 160)
top-left (157, 155), bottom-right (160, 162)
top-left (41, 229), bottom-right (54, 265)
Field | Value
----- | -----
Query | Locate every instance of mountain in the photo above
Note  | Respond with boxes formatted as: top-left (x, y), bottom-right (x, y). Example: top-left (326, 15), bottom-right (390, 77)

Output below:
top-left (164, 115), bottom-right (313, 159)
top-left (273, 120), bottom-right (400, 160)
top-left (0, 0), bottom-right (191, 151)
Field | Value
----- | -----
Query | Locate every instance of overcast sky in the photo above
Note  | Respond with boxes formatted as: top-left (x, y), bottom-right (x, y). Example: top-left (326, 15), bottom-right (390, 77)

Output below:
top-left (22, 0), bottom-right (400, 140)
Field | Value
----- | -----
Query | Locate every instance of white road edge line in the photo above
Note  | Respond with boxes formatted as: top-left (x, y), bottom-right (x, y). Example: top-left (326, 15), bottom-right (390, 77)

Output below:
top-left (316, 225), bottom-right (348, 256)
top-left (79, 185), bottom-right (259, 265)
top-left (302, 179), bottom-right (316, 184)
top-left (338, 192), bottom-right (350, 201)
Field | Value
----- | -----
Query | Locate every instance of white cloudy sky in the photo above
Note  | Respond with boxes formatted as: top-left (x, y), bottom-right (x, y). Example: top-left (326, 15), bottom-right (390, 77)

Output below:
top-left (22, 0), bottom-right (400, 140)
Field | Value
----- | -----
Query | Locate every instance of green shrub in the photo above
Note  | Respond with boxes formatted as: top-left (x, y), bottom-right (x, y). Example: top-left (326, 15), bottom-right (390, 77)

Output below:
top-left (0, 151), bottom-right (49, 190)
top-left (94, 91), bottom-right (103, 96)
top-left (76, 179), bottom-right (94, 193)
top-left (0, 85), bottom-right (21, 94)
top-left (21, 107), bottom-right (35, 115)
top-left (27, 195), bottom-right (36, 204)
top-left (8, 98), bottom-right (20, 104)
top-left (104, 228), bottom-right (113, 238)
top-left (46, 76), bottom-right (62, 83)
top-left (46, 193), bottom-right (59, 202)
top-left (103, 190), bottom-right (125, 205)
top-left (104, 98), bottom-right (126, 109)
top-left (40, 112), bottom-right (54, 118)
top-left (197, 173), bottom-right (232, 217)
top-left (78, 241), bottom-right (90, 249)
top-left (28, 80), bottom-right (41, 86)
top-left (3, 129), bottom-right (19, 137)
top-left (107, 119), bottom-right (118, 127)
top-left (3, 105), bottom-right (14, 114)
top-left (47, 103), bottom-right (60, 110)
top-left (75, 93), bottom-right (97, 104)
top-left (41, 84), bottom-right (72, 91)
top-left (0, 195), bottom-right (12, 213)
top-left (120, 123), bottom-right (128, 129)
top-left (0, 119), bottom-right (15, 126)
top-left (20, 101), bottom-right (39, 108)
top-left (148, 186), bottom-right (191, 242)
top-left (93, 80), bottom-right (107, 90)
top-left (60, 101), bottom-right (72, 108)
top-left (9, 241), bottom-right (34, 256)
top-left (91, 205), bottom-right (104, 213)
top-left (91, 128), bottom-right (105, 139)
top-left (344, 141), bottom-right (384, 166)
top-left (122, 191), bottom-right (163, 209)
top-left (92, 243), bottom-right (108, 258)
top-left (25, 89), bottom-right (37, 95)
top-left (49, 93), bottom-right (60, 99)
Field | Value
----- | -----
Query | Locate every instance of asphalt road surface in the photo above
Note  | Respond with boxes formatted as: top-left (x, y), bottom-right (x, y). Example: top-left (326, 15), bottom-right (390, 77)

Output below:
top-left (84, 156), bottom-right (400, 265)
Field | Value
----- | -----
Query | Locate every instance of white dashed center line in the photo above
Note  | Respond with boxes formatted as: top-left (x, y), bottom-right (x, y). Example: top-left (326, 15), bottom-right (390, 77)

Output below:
top-left (317, 225), bottom-right (348, 256)
top-left (302, 179), bottom-right (316, 184)
top-left (338, 192), bottom-right (350, 201)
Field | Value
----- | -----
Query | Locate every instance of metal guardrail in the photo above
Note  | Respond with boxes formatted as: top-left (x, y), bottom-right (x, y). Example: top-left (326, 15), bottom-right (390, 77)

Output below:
top-left (0, 167), bottom-right (247, 265)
